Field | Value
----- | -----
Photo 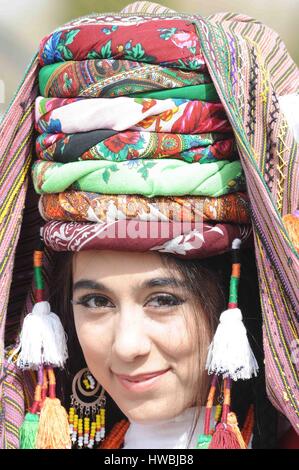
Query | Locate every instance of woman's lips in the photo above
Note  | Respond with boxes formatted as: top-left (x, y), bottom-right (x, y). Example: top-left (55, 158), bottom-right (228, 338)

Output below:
top-left (115, 368), bottom-right (170, 392)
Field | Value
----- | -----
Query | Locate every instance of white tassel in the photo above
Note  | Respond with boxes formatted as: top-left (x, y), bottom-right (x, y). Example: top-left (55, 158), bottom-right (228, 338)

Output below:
top-left (41, 305), bottom-right (69, 367)
top-left (205, 308), bottom-right (259, 380)
top-left (17, 301), bottom-right (68, 369)
top-left (17, 308), bottom-right (44, 369)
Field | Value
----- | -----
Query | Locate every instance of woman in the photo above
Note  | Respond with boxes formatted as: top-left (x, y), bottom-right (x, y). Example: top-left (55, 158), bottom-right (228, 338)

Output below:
top-left (0, 1), bottom-right (298, 449)
top-left (48, 246), bottom-right (262, 449)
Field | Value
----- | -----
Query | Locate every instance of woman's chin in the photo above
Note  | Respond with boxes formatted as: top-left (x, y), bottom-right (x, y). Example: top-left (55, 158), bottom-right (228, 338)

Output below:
top-left (114, 394), bottom-right (186, 425)
top-left (122, 404), bottom-right (177, 424)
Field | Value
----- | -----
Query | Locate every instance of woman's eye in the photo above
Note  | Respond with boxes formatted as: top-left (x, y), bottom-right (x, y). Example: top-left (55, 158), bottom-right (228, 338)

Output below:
top-left (145, 294), bottom-right (185, 308)
top-left (74, 295), bottom-right (114, 309)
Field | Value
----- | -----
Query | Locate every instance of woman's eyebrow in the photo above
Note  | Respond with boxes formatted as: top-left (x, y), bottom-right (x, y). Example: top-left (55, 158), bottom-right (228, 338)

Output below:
top-left (73, 277), bottom-right (187, 293)
top-left (141, 277), bottom-right (188, 289)
top-left (73, 279), bottom-right (113, 293)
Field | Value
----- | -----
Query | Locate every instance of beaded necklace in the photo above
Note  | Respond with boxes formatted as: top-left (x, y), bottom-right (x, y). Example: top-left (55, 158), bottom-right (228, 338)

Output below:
top-left (98, 404), bottom-right (254, 449)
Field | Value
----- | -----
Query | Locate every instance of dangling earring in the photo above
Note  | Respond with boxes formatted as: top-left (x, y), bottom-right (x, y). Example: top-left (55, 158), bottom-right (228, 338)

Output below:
top-left (68, 367), bottom-right (106, 449)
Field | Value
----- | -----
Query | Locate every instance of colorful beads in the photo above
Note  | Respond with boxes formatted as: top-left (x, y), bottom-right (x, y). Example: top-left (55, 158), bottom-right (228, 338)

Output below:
top-left (71, 414), bottom-right (78, 444)
top-left (95, 409), bottom-right (106, 442)
top-left (98, 419), bottom-right (130, 449)
top-left (78, 417), bottom-right (83, 448)
top-left (100, 408), bottom-right (106, 439)
top-left (69, 407), bottom-right (75, 435)
top-left (95, 413), bottom-right (101, 443)
top-left (84, 417), bottom-right (90, 446)
top-left (87, 422), bottom-right (97, 449)
top-left (67, 406), bottom-right (106, 448)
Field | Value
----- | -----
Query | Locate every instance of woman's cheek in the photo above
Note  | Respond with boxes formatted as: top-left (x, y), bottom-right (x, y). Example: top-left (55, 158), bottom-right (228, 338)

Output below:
top-left (73, 312), bottom-right (110, 366)
top-left (156, 315), bottom-right (194, 353)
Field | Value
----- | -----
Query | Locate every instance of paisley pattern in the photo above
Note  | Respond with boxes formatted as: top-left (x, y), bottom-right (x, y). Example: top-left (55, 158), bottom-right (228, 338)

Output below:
top-left (38, 191), bottom-right (250, 224)
top-left (38, 59), bottom-right (212, 98)
top-left (41, 219), bottom-right (253, 258)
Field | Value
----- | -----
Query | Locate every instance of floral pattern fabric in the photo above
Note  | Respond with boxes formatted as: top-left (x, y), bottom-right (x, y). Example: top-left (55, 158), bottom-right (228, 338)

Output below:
top-left (35, 96), bottom-right (232, 135)
top-left (38, 191), bottom-right (250, 224)
top-left (39, 20), bottom-right (206, 71)
top-left (32, 159), bottom-right (245, 197)
top-left (36, 130), bottom-right (237, 164)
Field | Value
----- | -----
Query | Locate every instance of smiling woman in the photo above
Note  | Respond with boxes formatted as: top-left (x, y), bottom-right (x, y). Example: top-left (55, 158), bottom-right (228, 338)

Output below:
top-left (66, 250), bottom-right (220, 441)
top-left (46, 247), bottom-right (264, 449)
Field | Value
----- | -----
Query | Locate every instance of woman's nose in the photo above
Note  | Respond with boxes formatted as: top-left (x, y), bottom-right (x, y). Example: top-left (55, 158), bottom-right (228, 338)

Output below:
top-left (112, 305), bottom-right (151, 362)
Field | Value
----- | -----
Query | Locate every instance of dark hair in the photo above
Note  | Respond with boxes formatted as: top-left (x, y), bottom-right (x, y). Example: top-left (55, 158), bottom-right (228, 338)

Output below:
top-left (48, 247), bottom-right (278, 448)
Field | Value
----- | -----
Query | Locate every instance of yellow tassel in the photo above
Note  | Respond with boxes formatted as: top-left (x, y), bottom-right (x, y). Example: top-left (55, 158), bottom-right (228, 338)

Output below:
top-left (36, 397), bottom-right (72, 449)
top-left (227, 412), bottom-right (247, 449)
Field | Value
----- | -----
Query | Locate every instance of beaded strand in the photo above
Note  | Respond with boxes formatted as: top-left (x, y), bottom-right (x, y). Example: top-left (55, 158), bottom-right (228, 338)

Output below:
top-left (98, 419), bottom-right (130, 449)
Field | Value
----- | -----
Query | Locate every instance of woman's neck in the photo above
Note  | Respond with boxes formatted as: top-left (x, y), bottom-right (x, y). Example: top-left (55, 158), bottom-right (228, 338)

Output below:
top-left (123, 405), bottom-right (205, 449)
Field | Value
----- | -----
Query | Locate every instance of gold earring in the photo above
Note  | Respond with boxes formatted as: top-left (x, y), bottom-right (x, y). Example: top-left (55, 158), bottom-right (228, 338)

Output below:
top-left (68, 367), bottom-right (106, 449)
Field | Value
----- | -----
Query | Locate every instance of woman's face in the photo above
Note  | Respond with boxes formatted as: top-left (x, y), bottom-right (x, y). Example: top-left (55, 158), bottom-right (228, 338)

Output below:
top-left (72, 250), bottom-right (201, 423)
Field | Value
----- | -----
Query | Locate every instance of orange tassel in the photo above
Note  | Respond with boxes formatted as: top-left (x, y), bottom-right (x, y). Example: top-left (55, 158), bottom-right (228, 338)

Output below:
top-left (36, 367), bottom-right (71, 449)
top-left (36, 397), bottom-right (71, 449)
top-left (227, 412), bottom-right (247, 449)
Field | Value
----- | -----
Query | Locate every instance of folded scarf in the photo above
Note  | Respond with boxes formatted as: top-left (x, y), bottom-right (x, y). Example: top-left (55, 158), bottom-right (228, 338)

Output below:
top-left (39, 59), bottom-right (213, 98)
top-left (39, 19), bottom-right (206, 71)
top-left (38, 191), bottom-right (250, 224)
top-left (41, 219), bottom-right (253, 258)
top-left (35, 96), bottom-right (232, 134)
top-left (32, 159), bottom-right (245, 197)
top-left (36, 130), bottom-right (237, 163)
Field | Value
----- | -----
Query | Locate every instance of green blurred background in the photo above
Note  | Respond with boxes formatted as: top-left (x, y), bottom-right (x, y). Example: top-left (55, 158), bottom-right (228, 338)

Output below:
top-left (0, 0), bottom-right (298, 117)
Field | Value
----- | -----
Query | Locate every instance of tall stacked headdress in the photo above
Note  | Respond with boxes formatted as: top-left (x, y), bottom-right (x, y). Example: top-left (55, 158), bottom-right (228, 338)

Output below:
top-left (1, 2), bottom-right (298, 449)
top-left (15, 8), bottom-right (258, 449)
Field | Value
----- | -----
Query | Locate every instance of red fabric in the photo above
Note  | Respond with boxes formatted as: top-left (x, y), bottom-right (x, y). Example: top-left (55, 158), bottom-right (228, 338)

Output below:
top-left (41, 219), bottom-right (253, 258)
top-left (279, 427), bottom-right (299, 449)
top-left (39, 20), bottom-right (206, 70)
